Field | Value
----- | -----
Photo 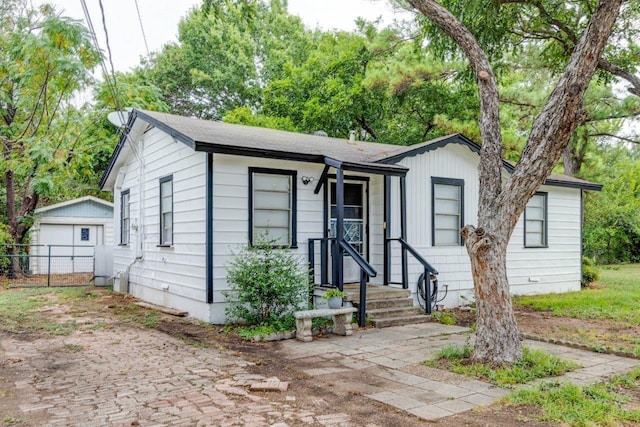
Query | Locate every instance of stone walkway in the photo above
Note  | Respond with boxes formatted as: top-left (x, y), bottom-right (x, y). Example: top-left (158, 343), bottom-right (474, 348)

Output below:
top-left (2, 321), bottom-right (639, 426)
top-left (277, 323), bottom-right (640, 421)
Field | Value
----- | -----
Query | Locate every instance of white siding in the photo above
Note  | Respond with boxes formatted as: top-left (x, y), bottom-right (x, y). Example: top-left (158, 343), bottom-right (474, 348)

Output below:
top-left (209, 155), bottom-right (385, 323)
top-left (394, 143), bottom-right (583, 308)
top-left (112, 128), bottom-right (210, 321)
top-left (507, 185), bottom-right (582, 295)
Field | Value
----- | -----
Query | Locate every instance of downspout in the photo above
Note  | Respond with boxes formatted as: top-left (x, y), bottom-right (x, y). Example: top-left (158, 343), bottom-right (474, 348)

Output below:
top-left (136, 137), bottom-right (145, 260)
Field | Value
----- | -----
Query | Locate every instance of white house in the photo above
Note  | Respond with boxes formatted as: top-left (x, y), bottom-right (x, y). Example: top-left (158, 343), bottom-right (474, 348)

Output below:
top-left (30, 196), bottom-right (114, 275)
top-left (99, 109), bottom-right (601, 324)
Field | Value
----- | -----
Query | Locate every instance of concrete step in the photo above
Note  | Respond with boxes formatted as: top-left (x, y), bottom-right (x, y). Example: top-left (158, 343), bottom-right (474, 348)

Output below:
top-left (366, 307), bottom-right (425, 319)
top-left (371, 314), bottom-right (432, 328)
top-left (361, 297), bottom-right (416, 310)
top-left (345, 287), bottom-right (411, 301)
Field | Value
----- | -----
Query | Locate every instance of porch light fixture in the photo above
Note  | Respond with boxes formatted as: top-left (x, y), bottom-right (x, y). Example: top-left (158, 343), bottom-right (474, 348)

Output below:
top-left (301, 176), bottom-right (314, 185)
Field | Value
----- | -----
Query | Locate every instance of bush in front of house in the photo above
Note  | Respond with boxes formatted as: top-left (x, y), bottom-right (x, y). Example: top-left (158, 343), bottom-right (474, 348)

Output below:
top-left (225, 239), bottom-right (308, 326)
top-left (581, 256), bottom-right (600, 288)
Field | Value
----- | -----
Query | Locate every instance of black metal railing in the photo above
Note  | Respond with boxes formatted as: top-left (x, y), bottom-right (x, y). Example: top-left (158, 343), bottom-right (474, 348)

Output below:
top-left (339, 240), bottom-right (376, 327)
top-left (308, 237), bottom-right (377, 327)
top-left (391, 238), bottom-right (439, 314)
top-left (308, 237), bottom-right (334, 286)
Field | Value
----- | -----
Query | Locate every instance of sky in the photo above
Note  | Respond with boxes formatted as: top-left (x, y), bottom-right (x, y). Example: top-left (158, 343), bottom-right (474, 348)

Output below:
top-left (49, 0), bottom-right (410, 72)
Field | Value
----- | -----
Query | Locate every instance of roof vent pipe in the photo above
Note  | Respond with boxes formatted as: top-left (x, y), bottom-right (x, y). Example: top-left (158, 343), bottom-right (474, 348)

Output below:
top-left (349, 130), bottom-right (356, 142)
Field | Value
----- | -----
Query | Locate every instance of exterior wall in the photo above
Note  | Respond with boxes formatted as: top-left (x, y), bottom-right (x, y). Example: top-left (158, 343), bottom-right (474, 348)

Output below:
top-left (395, 143), bottom-right (583, 308)
top-left (506, 185), bottom-right (582, 296)
top-left (112, 127), bottom-right (210, 321)
top-left (208, 154), bottom-right (385, 323)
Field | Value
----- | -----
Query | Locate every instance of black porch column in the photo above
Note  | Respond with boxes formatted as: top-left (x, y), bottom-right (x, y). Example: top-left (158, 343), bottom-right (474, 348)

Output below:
top-left (400, 175), bottom-right (408, 289)
top-left (383, 175), bottom-right (391, 286)
top-left (336, 167), bottom-right (344, 291)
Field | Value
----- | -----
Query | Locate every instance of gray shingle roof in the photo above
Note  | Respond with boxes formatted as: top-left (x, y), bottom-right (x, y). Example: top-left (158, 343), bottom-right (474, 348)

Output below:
top-left (100, 109), bottom-right (602, 191)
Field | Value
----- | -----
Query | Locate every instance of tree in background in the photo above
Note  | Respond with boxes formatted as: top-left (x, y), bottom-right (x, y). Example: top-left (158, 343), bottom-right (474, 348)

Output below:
top-left (0, 1), bottom-right (99, 273)
top-left (584, 146), bottom-right (640, 264)
top-left (141, 0), bottom-right (314, 120)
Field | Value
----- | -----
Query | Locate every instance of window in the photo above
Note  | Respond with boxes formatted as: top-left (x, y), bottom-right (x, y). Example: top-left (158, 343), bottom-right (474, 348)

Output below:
top-left (120, 189), bottom-right (130, 245)
top-left (80, 228), bottom-right (90, 241)
top-left (432, 177), bottom-right (464, 246)
top-left (525, 192), bottom-right (547, 247)
top-left (159, 176), bottom-right (173, 245)
top-left (249, 168), bottom-right (297, 247)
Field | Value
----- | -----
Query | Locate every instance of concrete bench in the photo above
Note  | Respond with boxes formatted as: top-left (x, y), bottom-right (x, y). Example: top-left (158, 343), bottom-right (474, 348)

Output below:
top-left (294, 307), bottom-right (357, 342)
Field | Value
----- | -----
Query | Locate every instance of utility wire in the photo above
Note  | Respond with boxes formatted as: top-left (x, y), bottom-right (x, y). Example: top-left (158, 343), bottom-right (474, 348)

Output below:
top-left (80, 0), bottom-right (142, 162)
top-left (134, 0), bottom-right (151, 57)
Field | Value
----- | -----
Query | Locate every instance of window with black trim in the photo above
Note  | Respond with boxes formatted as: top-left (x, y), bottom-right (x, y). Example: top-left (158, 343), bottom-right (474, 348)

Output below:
top-left (524, 192), bottom-right (547, 247)
top-left (159, 176), bottom-right (173, 245)
top-left (432, 177), bottom-right (464, 246)
top-left (249, 168), bottom-right (297, 247)
top-left (120, 189), bottom-right (130, 245)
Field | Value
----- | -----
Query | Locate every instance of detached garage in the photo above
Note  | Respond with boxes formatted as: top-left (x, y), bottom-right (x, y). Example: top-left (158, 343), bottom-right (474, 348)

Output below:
top-left (30, 196), bottom-right (114, 275)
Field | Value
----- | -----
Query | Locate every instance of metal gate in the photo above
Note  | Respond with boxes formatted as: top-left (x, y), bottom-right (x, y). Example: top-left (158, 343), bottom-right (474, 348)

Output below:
top-left (0, 244), bottom-right (95, 288)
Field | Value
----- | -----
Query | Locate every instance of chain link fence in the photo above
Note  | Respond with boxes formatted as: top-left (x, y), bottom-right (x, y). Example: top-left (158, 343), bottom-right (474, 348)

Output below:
top-left (0, 244), bottom-right (95, 288)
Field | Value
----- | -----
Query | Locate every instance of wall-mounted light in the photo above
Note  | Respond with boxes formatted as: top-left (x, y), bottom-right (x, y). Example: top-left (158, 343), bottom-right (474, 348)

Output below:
top-left (301, 176), bottom-right (315, 185)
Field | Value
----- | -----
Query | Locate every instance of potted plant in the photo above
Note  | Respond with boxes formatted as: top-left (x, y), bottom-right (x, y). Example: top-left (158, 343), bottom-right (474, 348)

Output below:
top-left (324, 288), bottom-right (347, 309)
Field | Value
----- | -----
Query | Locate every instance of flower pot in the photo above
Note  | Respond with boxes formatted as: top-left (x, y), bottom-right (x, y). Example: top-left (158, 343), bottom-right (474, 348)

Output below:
top-left (327, 296), bottom-right (343, 309)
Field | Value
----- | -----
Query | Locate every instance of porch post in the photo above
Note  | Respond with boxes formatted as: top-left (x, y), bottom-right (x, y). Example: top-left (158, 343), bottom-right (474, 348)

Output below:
top-left (383, 175), bottom-right (391, 286)
top-left (400, 175), bottom-right (408, 289)
top-left (336, 167), bottom-right (344, 291)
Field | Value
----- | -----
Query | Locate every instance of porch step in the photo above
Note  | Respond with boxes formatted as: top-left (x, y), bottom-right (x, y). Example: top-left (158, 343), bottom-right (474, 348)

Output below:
top-left (366, 307), bottom-right (425, 319)
top-left (344, 284), bottom-right (430, 328)
top-left (371, 314), bottom-right (432, 328)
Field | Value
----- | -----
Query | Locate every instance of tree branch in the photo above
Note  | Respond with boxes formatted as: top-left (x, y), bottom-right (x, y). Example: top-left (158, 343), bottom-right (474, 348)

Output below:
top-left (589, 132), bottom-right (640, 144)
top-left (503, 0), bottom-right (624, 225)
top-left (406, 0), bottom-right (503, 225)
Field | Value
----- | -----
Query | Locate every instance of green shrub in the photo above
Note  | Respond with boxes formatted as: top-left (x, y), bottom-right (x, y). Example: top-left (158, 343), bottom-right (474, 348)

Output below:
top-left (224, 239), bottom-right (308, 326)
top-left (581, 256), bottom-right (600, 287)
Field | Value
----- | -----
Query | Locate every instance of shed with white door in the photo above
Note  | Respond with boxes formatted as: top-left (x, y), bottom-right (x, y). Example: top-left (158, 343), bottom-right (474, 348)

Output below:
top-left (30, 196), bottom-right (114, 274)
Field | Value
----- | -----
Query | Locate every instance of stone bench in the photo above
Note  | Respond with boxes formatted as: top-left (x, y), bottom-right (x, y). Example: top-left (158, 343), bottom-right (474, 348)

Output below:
top-left (293, 307), bottom-right (357, 342)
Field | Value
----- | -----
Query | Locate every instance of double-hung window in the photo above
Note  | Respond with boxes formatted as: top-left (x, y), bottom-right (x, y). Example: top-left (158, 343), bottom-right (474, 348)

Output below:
top-left (120, 189), bottom-right (130, 245)
top-left (159, 176), bottom-right (173, 246)
top-left (432, 177), bottom-right (464, 246)
top-left (249, 168), bottom-right (297, 247)
top-left (524, 192), bottom-right (547, 247)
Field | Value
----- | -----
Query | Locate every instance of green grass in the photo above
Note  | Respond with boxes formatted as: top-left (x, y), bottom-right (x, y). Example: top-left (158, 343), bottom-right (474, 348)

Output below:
top-left (0, 287), bottom-right (160, 335)
top-left (0, 287), bottom-right (96, 335)
top-left (515, 264), bottom-right (640, 326)
top-left (427, 345), bottom-right (580, 386)
top-left (506, 368), bottom-right (640, 426)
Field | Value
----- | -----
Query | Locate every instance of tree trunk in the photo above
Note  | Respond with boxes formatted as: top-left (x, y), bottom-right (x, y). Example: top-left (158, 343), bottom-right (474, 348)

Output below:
top-left (408, 0), bottom-right (623, 364)
top-left (462, 226), bottom-right (520, 363)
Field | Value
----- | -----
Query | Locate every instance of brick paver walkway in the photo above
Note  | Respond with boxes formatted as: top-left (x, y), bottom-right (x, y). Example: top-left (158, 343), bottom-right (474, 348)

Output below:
top-left (0, 327), bottom-right (352, 426)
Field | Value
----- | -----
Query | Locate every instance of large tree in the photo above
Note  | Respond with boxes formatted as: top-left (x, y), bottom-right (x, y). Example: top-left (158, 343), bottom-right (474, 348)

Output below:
top-left (405, 0), bottom-right (626, 363)
top-left (0, 1), bottom-right (98, 271)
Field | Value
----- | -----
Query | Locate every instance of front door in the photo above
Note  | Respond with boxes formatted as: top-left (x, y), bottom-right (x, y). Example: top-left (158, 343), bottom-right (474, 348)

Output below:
top-left (329, 180), bottom-right (367, 283)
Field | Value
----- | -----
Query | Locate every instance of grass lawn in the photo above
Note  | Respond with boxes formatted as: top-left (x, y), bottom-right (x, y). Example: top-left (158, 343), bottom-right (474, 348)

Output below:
top-left (515, 264), bottom-right (640, 325)
top-left (514, 263), bottom-right (640, 356)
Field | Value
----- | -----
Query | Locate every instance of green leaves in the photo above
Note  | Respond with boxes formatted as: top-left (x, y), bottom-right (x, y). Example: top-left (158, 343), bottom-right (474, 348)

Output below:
top-left (224, 238), bottom-right (309, 326)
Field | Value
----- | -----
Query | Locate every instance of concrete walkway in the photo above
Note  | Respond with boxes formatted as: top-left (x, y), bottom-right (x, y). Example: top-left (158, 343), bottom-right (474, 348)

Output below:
top-left (277, 323), bottom-right (640, 421)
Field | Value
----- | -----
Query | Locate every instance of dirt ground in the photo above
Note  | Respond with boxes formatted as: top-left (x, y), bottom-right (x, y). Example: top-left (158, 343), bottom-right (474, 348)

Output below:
top-left (1, 287), bottom-right (621, 426)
